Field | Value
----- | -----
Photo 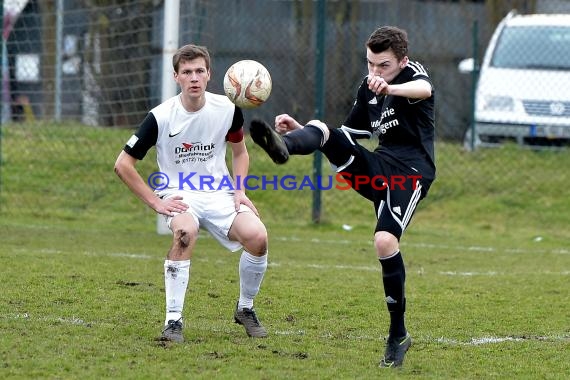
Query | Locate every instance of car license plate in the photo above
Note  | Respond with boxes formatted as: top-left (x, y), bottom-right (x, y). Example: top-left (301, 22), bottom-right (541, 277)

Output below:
top-left (530, 125), bottom-right (570, 138)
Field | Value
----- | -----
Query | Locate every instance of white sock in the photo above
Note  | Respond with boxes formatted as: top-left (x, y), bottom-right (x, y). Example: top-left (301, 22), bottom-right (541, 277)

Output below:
top-left (164, 259), bottom-right (191, 325)
top-left (238, 250), bottom-right (267, 310)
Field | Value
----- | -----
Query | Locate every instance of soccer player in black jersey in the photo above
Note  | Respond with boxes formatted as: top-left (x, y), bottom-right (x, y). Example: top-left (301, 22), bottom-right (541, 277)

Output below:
top-left (250, 26), bottom-right (435, 368)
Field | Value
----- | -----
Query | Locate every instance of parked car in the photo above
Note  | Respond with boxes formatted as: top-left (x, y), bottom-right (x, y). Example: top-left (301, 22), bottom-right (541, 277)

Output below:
top-left (459, 10), bottom-right (570, 149)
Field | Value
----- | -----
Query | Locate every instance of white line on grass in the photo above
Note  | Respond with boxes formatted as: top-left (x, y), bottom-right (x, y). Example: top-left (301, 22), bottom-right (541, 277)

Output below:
top-left (305, 263), bottom-right (379, 272)
top-left (270, 261), bottom-right (570, 276)
top-left (440, 271), bottom-right (499, 276)
top-left (4, 313), bottom-right (91, 326)
top-left (435, 335), bottom-right (570, 345)
top-left (272, 330), bottom-right (570, 345)
top-left (5, 313), bottom-right (569, 346)
top-left (273, 236), bottom-right (569, 255)
top-left (11, 233), bottom-right (568, 258)
top-left (108, 252), bottom-right (153, 259)
top-left (439, 270), bottom-right (570, 276)
top-left (83, 251), bottom-right (155, 259)
top-left (10, 246), bottom-right (570, 276)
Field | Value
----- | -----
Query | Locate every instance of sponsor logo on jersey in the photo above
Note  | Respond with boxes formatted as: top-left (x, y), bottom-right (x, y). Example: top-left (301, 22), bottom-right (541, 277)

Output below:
top-left (174, 142), bottom-right (216, 154)
top-left (371, 107), bottom-right (399, 136)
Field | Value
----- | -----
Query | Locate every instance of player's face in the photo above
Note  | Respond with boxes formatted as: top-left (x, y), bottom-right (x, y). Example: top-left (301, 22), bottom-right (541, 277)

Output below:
top-left (366, 48), bottom-right (408, 83)
top-left (174, 58), bottom-right (211, 98)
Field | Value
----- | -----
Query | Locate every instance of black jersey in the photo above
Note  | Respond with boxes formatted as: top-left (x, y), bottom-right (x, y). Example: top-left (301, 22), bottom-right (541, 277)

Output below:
top-left (341, 62), bottom-right (436, 182)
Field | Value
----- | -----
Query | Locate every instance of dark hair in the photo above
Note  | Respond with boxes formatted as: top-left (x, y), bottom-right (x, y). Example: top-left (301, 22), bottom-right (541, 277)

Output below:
top-left (366, 26), bottom-right (408, 60)
top-left (172, 44), bottom-right (211, 73)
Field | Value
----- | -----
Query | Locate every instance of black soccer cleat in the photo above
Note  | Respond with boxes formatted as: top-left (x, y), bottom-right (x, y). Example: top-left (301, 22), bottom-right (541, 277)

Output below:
top-left (234, 302), bottom-right (268, 338)
top-left (250, 119), bottom-right (289, 164)
top-left (379, 333), bottom-right (412, 368)
top-left (159, 318), bottom-right (184, 343)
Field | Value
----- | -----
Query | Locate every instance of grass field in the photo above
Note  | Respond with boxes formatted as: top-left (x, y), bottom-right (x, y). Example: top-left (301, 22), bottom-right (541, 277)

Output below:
top-left (0, 123), bottom-right (569, 379)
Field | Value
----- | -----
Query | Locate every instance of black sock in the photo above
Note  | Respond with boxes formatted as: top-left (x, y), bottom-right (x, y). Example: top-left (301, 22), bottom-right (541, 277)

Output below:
top-left (379, 251), bottom-right (407, 339)
top-left (282, 125), bottom-right (324, 155)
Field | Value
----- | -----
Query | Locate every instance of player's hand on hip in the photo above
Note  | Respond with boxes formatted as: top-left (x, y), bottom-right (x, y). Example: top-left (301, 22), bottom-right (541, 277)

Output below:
top-left (234, 191), bottom-right (259, 216)
top-left (275, 113), bottom-right (303, 134)
top-left (157, 196), bottom-right (188, 217)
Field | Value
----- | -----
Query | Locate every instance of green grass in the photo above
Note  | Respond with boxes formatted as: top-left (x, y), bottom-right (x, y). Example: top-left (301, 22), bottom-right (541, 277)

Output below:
top-left (0, 122), bottom-right (569, 379)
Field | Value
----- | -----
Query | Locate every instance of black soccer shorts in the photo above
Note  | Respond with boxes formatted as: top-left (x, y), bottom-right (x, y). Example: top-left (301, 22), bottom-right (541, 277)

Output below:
top-left (321, 128), bottom-right (429, 240)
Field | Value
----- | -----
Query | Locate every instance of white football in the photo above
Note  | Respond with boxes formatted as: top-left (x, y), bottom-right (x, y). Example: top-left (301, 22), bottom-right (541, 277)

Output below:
top-left (223, 60), bottom-right (272, 109)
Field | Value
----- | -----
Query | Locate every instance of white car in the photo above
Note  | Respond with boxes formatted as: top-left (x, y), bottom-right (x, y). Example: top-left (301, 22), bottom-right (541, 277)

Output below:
top-left (460, 11), bottom-right (570, 149)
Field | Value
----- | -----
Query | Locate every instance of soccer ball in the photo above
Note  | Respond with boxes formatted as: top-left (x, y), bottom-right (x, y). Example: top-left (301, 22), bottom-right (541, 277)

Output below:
top-left (223, 60), bottom-right (272, 109)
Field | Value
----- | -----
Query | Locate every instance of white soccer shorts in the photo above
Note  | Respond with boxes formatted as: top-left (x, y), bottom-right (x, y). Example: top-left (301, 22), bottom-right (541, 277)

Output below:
top-left (159, 190), bottom-right (253, 252)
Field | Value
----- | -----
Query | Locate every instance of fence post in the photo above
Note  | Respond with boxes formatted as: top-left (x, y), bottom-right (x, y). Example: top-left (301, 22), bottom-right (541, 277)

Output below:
top-left (157, 0), bottom-right (180, 235)
top-left (161, 0), bottom-right (180, 106)
top-left (312, 0), bottom-right (326, 223)
top-left (54, 0), bottom-right (63, 121)
top-left (469, 20), bottom-right (479, 151)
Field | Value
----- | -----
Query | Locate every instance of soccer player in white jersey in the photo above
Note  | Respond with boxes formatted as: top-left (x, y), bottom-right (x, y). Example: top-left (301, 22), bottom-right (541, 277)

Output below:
top-left (250, 26), bottom-right (436, 367)
top-left (114, 44), bottom-right (269, 341)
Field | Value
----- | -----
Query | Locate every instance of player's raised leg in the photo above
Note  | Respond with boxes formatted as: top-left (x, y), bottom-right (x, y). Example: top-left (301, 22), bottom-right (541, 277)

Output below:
top-left (249, 119), bottom-right (290, 164)
top-left (250, 118), bottom-right (329, 164)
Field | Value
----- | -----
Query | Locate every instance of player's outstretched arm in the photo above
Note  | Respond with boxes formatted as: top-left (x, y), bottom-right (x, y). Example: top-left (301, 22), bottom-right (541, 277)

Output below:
top-left (386, 78), bottom-right (432, 99)
top-left (114, 151), bottom-right (187, 216)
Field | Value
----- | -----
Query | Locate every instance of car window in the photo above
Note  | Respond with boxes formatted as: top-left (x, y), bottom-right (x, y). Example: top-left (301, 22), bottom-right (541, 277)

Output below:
top-left (491, 25), bottom-right (570, 70)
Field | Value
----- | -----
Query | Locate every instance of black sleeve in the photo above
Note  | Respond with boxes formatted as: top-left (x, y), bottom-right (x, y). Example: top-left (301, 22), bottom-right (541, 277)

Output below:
top-left (123, 112), bottom-right (158, 160)
top-left (342, 78), bottom-right (372, 137)
top-left (229, 106), bottom-right (244, 133)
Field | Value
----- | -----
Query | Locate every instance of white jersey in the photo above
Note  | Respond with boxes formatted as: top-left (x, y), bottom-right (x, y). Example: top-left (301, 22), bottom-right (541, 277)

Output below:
top-left (123, 91), bottom-right (244, 194)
